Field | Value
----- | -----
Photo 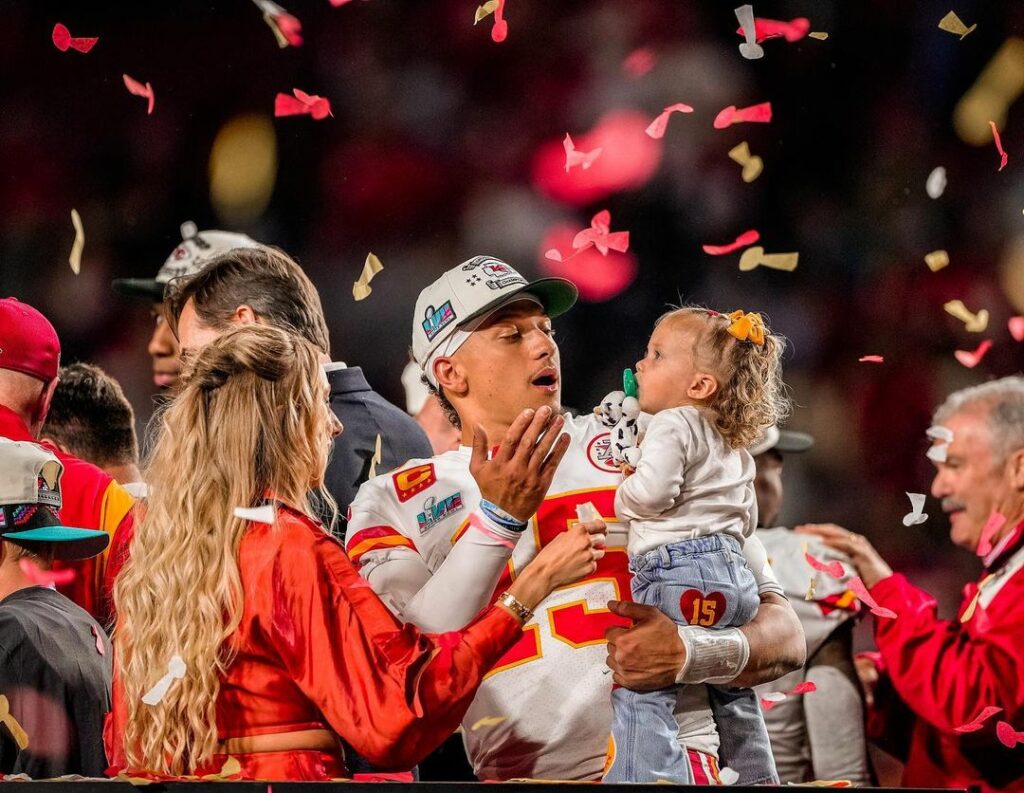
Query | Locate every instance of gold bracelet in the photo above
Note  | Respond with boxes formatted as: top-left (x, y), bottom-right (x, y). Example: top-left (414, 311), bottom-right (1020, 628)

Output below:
top-left (497, 591), bottom-right (534, 624)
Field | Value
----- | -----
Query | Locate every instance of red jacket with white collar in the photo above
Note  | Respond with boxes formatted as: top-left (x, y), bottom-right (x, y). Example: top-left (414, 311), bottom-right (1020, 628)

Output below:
top-left (868, 521), bottom-right (1024, 791)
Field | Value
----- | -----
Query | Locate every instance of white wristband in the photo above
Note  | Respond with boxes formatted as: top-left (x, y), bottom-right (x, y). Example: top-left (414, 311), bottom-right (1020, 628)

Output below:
top-left (674, 625), bottom-right (750, 685)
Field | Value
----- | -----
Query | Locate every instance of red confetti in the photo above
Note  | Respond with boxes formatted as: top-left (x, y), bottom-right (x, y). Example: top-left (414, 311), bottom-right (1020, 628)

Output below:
top-left (623, 47), bottom-right (656, 78)
top-left (736, 17), bottom-right (810, 43)
top-left (955, 706), bottom-right (1002, 734)
top-left (329, 0), bottom-right (355, 5)
top-left (848, 576), bottom-right (897, 619)
top-left (122, 74), bottom-right (155, 115)
top-left (790, 681), bottom-right (817, 695)
top-left (859, 355), bottom-right (885, 363)
top-left (52, 23), bottom-right (98, 53)
top-left (91, 624), bottom-right (105, 656)
top-left (713, 102), bottom-right (772, 129)
top-left (997, 720), bottom-right (1024, 748)
top-left (977, 512), bottom-right (1007, 558)
top-left (760, 680), bottom-right (818, 710)
top-left (989, 121), bottom-right (1009, 172)
top-left (1009, 316), bottom-right (1024, 341)
top-left (272, 12), bottom-right (303, 46)
top-left (491, 0), bottom-right (508, 43)
top-left (954, 339), bottom-right (993, 369)
top-left (572, 210), bottom-right (630, 256)
top-left (539, 224), bottom-right (637, 301)
top-left (702, 229), bottom-right (760, 256)
top-left (645, 103), bottom-right (694, 139)
top-left (563, 134), bottom-right (603, 173)
top-left (19, 559), bottom-right (75, 587)
top-left (274, 88), bottom-right (332, 120)
top-left (805, 550), bottom-right (845, 579)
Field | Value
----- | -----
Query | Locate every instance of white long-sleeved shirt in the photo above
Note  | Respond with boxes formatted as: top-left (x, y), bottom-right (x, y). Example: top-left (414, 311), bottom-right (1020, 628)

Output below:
top-left (615, 406), bottom-right (757, 556)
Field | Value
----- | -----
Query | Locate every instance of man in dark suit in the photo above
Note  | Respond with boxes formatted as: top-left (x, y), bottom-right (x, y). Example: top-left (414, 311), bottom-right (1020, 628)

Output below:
top-left (163, 243), bottom-right (432, 528)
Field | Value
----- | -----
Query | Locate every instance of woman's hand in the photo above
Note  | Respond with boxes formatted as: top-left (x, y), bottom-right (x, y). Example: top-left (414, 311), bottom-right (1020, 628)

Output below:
top-left (505, 519), bottom-right (607, 613)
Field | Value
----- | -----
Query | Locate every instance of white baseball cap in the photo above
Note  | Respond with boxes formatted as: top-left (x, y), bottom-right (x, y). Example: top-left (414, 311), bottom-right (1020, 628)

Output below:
top-left (111, 221), bottom-right (261, 301)
top-left (411, 255), bottom-right (578, 375)
top-left (749, 425), bottom-right (815, 457)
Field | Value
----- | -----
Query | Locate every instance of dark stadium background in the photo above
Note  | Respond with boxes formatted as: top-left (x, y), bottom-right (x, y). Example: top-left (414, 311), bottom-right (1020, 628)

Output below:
top-left (2, 0), bottom-right (1023, 650)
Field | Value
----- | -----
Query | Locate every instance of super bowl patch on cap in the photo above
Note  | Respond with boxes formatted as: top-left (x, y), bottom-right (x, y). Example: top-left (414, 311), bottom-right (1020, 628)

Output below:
top-left (422, 301), bottom-right (457, 341)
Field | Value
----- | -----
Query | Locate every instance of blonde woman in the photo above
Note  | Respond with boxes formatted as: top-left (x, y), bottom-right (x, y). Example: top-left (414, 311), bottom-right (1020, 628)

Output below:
top-left (106, 325), bottom-right (603, 780)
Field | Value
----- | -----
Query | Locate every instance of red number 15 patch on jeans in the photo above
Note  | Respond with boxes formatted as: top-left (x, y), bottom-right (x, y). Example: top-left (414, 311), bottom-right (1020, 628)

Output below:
top-left (679, 589), bottom-right (726, 627)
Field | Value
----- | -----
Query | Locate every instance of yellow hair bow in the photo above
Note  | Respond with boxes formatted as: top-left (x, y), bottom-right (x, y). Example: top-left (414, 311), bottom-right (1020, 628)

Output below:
top-left (726, 310), bottom-right (765, 345)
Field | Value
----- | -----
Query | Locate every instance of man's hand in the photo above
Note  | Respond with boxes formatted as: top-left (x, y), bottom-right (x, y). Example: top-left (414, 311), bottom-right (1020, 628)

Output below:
top-left (604, 600), bottom-right (685, 690)
top-left (795, 523), bottom-right (894, 588)
top-left (470, 406), bottom-right (570, 521)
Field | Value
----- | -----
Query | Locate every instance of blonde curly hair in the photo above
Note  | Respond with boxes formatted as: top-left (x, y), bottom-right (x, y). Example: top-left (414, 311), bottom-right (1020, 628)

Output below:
top-left (656, 307), bottom-right (790, 449)
top-left (113, 325), bottom-right (337, 775)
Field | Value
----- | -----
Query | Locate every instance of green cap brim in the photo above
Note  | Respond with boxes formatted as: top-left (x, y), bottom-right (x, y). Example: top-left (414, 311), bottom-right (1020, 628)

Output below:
top-left (2, 527), bottom-right (110, 561)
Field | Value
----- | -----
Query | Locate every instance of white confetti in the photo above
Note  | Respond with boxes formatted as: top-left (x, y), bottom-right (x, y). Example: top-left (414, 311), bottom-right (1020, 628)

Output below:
top-left (902, 492), bottom-right (928, 526)
top-left (926, 443), bottom-right (949, 463)
top-left (719, 767), bottom-right (740, 785)
top-left (926, 425), bottom-right (954, 442)
top-left (926, 166), bottom-right (947, 199)
top-left (761, 691), bottom-right (787, 702)
top-left (734, 5), bottom-right (764, 60)
top-left (576, 501), bottom-right (601, 523)
top-left (368, 434), bottom-right (383, 479)
top-left (142, 655), bottom-right (186, 706)
top-left (234, 504), bottom-right (276, 524)
top-left (122, 482), bottom-right (149, 499)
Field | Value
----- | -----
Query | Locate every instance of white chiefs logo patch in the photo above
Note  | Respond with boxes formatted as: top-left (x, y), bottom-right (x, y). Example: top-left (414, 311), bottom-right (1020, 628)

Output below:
top-left (586, 432), bottom-right (619, 472)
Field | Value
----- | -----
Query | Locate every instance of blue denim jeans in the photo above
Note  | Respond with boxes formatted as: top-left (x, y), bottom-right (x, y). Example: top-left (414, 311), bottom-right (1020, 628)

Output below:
top-left (604, 534), bottom-right (777, 784)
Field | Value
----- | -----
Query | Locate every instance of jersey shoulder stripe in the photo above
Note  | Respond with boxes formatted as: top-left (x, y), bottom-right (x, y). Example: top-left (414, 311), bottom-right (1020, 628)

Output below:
top-left (347, 525), bottom-right (416, 564)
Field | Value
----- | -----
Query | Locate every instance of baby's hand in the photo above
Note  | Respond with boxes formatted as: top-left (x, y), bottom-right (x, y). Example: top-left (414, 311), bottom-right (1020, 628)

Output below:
top-left (619, 462), bottom-right (636, 477)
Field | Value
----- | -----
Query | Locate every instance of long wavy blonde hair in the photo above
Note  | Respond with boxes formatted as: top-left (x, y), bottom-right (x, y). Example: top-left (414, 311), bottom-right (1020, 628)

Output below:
top-left (659, 307), bottom-right (791, 449)
top-left (114, 324), bottom-right (337, 775)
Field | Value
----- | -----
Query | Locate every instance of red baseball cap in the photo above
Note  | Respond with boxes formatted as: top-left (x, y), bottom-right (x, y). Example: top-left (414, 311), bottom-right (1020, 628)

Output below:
top-left (0, 298), bottom-right (61, 382)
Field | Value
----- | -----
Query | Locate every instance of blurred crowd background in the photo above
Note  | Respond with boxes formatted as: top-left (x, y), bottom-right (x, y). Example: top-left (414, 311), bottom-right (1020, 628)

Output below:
top-left (3, 0), bottom-right (1024, 625)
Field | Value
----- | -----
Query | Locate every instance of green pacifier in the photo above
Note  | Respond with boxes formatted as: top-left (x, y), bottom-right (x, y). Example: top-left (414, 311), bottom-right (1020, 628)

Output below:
top-left (623, 368), bottom-right (638, 399)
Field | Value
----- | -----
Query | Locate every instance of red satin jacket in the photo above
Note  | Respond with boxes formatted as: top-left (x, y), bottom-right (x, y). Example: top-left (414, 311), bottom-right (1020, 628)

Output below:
top-left (868, 523), bottom-right (1024, 791)
top-left (105, 503), bottom-right (521, 780)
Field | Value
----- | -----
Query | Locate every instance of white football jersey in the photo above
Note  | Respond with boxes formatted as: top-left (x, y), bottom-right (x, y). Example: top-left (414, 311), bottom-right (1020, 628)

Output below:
top-left (347, 412), bottom-right (781, 781)
top-left (753, 527), bottom-right (864, 783)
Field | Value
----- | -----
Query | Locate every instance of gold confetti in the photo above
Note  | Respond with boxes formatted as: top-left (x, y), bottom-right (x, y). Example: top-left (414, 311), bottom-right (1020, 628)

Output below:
top-left (0, 695), bottom-right (28, 750)
top-left (474, 0), bottom-right (499, 24)
top-left (805, 576), bottom-right (817, 601)
top-left (368, 433), bottom-right (383, 479)
top-left (924, 249), bottom-right (950, 272)
top-left (960, 574), bottom-right (995, 623)
top-left (352, 252), bottom-right (384, 301)
top-left (727, 141), bottom-right (764, 183)
top-left (808, 31), bottom-right (829, 40)
top-left (739, 246), bottom-right (799, 272)
top-left (938, 10), bottom-right (976, 40)
top-left (944, 299), bottom-right (989, 332)
top-left (471, 715), bottom-right (507, 730)
top-left (69, 208), bottom-right (84, 275)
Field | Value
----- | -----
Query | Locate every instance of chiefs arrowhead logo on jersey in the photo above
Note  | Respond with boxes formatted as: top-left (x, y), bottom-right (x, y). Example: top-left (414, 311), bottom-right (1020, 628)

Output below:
top-left (392, 463), bottom-right (437, 503)
top-left (586, 432), bottom-right (619, 473)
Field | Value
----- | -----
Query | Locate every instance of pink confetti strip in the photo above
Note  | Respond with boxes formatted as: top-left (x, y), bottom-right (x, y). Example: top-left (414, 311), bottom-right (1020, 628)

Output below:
top-left (91, 624), bottom-right (105, 656)
top-left (859, 355), bottom-right (885, 363)
top-left (713, 102), bottom-right (772, 129)
top-left (997, 721), bottom-right (1024, 748)
top-left (848, 576), bottom-right (897, 619)
top-left (804, 550), bottom-right (845, 579)
top-left (645, 103), bottom-right (694, 139)
top-left (955, 706), bottom-right (1002, 734)
top-left (736, 17), bottom-right (810, 43)
top-left (491, 0), bottom-right (508, 42)
top-left (702, 229), bottom-right (760, 255)
top-left (19, 559), bottom-right (75, 587)
top-left (274, 89), bottom-right (332, 120)
top-left (977, 512), bottom-right (1007, 558)
top-left (563, 133), bottom-right (603, 172)
top-left (1009, 316), bottom-right (1024, 341)
top-left (954, 339), bottom-right (993, 369)
top-left (52, 23), bottom-right (98, 53)
top-left (760, 680), bottom-right (817, 710)
top-left (122, 74), bottom-right (155, 115)
top-left (572, 210), bottom-right (630, 255)
top-left (989, 121), bottom-right (1009, 172)
top-left (272, 12), bottom-right (303, 46)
